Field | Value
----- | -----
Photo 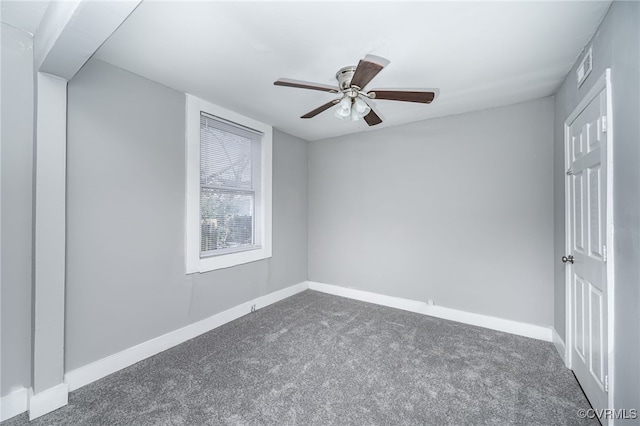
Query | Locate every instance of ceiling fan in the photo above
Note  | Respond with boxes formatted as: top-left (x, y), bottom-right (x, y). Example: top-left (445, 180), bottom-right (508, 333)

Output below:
top-left (273, 54), bottom-right (438, 126)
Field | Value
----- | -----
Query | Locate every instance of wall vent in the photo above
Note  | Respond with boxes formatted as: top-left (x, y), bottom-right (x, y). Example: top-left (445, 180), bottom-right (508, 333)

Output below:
top-left (576, 47), bottom-right (593, 88)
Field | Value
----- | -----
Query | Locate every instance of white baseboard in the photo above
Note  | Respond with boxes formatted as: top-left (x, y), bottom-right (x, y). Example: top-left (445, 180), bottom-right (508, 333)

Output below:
top-left (28, 383), bottom-right (69, 420)
top-left (64, 281), bottom-right (308, 392)
top-left (552, 327), bottom-right (568, 365)
top-left (308, 282), bottom-right (553, 342)
top-left (0, 387), bottom-right (28, 422)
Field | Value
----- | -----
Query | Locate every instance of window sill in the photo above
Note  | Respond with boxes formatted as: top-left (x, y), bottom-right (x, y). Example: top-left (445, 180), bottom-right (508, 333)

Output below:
top-left (190, 246), bottom-right (271, 273)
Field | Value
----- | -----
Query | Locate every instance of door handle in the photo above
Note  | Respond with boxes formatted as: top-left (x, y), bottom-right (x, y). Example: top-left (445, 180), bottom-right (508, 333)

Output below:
top-left (562, 255), bottom-right (574, 264)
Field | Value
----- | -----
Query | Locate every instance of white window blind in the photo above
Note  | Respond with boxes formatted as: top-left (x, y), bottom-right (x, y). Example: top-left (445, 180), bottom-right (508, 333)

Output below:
top-left (200, 113), bottom-right (262, 257)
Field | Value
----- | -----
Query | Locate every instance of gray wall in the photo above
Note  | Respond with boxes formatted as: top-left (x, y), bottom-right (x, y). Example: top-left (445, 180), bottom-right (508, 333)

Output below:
top-left (1, 23), bottom-right (34, 397)
top-left (309, 97), bottom-right (555, 327)
top-left (65, 59), bottom-right (308, 371)
top-left (553, 1), bottom-right (640, 412)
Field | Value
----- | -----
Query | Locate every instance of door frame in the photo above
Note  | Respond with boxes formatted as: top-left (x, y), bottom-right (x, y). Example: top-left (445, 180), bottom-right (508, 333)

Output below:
top-left (563, 68), bottom-right (615, 413)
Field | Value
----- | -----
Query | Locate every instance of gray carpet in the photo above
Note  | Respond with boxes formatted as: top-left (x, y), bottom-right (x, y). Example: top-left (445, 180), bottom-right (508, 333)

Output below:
top-left (3, 290), bottom-right (596, 425)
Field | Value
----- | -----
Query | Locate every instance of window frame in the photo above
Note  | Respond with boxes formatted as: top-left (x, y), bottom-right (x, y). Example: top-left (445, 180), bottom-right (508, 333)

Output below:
top-left (185, 94), bottom-right (272, 273)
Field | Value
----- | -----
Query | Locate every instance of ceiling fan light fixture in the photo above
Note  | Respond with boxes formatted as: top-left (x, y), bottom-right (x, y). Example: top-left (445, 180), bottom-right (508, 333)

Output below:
top-left (349, 105), bottom-right (360, 121)
top-left (334, 97), bottom-right (352, 119)
top-left (353, 97), bottom-right (371, 116)
top-left (341, 96), bottom-right (370, 122)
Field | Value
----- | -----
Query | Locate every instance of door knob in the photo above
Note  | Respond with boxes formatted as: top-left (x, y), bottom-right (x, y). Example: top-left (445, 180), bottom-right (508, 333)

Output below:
top-left (562, 255), bottom-right (574, 264)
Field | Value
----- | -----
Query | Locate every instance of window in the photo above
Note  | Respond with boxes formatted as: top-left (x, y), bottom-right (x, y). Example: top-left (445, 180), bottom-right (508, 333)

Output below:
top-left (199, 114), bottom-right (261, 255)
top-left (186, 95), bottom-right (272, 273)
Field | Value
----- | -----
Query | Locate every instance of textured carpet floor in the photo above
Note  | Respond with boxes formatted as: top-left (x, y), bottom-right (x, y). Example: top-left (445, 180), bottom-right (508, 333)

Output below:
top-left (3, 290), bottom-right (596, 425)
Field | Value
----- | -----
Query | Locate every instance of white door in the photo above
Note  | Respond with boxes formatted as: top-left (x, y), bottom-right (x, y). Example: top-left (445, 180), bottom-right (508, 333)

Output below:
top-left (565, 87), bottom-right (608, 411)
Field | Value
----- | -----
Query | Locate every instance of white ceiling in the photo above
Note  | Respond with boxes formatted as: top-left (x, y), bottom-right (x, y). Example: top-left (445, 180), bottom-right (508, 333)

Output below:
top-left (1, 0), bottom-right (49, 35)
top-left (6, 1), bottom-right (611, 141)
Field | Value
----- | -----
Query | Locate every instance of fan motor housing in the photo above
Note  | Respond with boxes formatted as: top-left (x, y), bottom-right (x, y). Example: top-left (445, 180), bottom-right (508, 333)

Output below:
top-left (336, 66), bottom-right (356, 91)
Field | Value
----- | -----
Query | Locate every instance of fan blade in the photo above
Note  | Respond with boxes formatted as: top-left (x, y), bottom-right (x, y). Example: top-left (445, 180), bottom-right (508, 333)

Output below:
top-left (301, 99), bottom-right (341, 119)
top-left (369, 90), bottom-right (436, 104)
top-left (362, 100), bottom-right (383, 126)
top-left (363, 109), bottom-right (382, 126)
top-left (274, 78), bottom-right (339, 93)
top-left (350, 55), bottom-right (390, 90)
